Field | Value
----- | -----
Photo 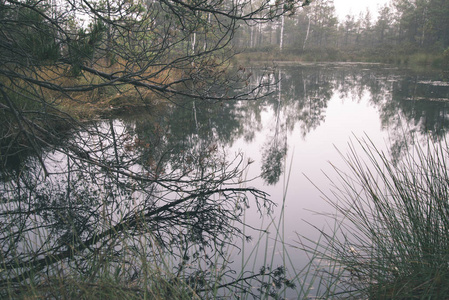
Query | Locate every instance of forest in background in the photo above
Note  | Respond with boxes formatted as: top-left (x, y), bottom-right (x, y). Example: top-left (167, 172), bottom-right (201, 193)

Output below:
top-left (234, 0), bottom-right (449, 67)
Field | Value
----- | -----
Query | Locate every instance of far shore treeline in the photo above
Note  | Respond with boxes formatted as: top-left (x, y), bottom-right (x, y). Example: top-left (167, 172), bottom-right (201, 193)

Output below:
top-left (234, 0), bottom-right (449, 68)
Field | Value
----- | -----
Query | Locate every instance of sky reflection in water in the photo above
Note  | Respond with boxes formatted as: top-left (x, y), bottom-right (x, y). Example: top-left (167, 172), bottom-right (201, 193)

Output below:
top-left (226, 64), bottom-right (449, 287)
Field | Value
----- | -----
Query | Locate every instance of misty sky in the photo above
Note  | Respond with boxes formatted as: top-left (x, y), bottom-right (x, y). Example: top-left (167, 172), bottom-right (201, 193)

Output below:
top-left (333, 0), bottom-right (390, 20)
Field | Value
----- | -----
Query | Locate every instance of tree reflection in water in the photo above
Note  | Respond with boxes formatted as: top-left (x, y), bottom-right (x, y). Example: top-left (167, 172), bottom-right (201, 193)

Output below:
top-left (2, 64), bottom-right (449, 298)
top-left (255, 65), bottom-right (449, 183)
top-left (0, 116), bottom-right (290, 298)
top-left (261, 70), bottom-right (288, 185)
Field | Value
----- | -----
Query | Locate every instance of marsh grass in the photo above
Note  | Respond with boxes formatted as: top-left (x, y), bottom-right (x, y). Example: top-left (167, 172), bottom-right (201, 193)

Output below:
top-left (1, 57), bottom-right (181, 123)
top-left (304, 135), bottom-right (449, 299)
top-left (2, 232), bottom-right (200, 299)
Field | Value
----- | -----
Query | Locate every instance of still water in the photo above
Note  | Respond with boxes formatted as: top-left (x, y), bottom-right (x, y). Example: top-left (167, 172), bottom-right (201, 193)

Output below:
top-left (2, 63), bottom-right (449, 297)
top-left (221, 63), bottom-right (449, 296)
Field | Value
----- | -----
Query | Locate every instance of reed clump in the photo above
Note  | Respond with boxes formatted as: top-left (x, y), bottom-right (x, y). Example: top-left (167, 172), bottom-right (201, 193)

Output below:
top-left (308, 136), bottom-right (449, 299)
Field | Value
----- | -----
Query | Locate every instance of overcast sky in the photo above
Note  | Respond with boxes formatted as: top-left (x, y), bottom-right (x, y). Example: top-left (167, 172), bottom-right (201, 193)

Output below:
top-left (333, 0), bottom-right (390, 20)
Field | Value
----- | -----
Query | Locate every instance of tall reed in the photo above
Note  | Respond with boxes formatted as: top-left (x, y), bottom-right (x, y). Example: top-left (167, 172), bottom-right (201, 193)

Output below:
top-left (304, 135), bottom-right (449, 299)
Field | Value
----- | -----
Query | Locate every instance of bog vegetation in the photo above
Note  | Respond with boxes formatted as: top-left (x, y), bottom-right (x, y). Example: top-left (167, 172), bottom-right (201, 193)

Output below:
top-left (301, 136), bottom-right (449, 299)
top-left (2, 0), bottom-right (449, 299)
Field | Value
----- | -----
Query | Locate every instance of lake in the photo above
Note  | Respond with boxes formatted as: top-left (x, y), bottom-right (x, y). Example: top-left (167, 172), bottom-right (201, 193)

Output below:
top-left (2, 63), bottom-right (449, 298)
top-left (218, 63), bottom-right (449, 297)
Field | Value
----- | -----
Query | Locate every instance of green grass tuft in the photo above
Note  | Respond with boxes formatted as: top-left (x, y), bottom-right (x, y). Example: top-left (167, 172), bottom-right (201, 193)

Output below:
top-left (305, 135), bottom-right (449, 299)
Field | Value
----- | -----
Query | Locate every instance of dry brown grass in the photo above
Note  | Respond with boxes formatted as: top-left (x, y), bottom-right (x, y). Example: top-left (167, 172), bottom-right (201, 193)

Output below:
top-left (30, 58), bottom-right (184, 120)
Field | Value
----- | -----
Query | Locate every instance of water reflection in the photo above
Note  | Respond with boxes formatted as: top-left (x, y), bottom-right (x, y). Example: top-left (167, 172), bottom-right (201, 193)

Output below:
top-left (2, 64), bottom-right (449, 297)
top-left (247, 65), bottom-right (449, 184)
top-left (0, 117), bottom-right (275, 296)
